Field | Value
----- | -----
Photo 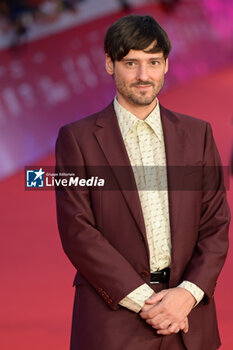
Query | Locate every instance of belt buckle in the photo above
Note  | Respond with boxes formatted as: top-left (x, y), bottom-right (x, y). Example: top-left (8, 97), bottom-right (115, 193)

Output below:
top-left (150, 269), bottom-right (168, 284)
top-left (150, 271), bottom-right (161, 284)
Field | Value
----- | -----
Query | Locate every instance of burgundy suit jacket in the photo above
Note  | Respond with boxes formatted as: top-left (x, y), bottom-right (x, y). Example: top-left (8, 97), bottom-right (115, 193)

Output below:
top-left (55, 103), bottom-right (230, 350)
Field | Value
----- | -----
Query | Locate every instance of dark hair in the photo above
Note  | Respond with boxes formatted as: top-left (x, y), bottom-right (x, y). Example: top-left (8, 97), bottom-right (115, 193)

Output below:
top-left (104, 15), bottom-right (171, 62)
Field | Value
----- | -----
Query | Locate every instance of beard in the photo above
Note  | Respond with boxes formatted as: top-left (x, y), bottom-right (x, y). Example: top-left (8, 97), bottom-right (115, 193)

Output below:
top-left (114, 76), bottom-right (165, 106)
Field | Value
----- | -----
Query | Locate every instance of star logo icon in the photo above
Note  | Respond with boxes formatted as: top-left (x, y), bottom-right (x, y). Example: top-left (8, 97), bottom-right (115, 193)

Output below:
top-left (33, 168), bottom-right (45, 181)
top-left (26, 168), bottom-right (45, 188)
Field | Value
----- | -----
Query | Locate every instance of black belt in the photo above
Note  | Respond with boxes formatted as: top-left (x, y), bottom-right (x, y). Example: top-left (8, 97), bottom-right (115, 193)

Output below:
top-left (150, 267), bottom-right (170, 284)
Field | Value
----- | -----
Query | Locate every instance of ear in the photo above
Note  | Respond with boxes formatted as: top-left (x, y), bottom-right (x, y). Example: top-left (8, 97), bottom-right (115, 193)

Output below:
top-left (105, 54), bottom-right (114, 75)
top-left (164, 58), bottom-right (168, 74)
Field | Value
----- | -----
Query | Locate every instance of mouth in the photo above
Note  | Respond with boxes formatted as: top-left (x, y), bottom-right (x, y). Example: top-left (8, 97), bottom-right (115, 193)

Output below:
top-left (133, 84), bottom-right (152, 90)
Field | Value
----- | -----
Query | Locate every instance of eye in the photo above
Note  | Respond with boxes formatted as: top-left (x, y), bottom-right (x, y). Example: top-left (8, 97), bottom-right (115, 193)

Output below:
top-left (125, 61), bottom-right (136, 67)
top-left (151, 61), bottom-right (159, 66)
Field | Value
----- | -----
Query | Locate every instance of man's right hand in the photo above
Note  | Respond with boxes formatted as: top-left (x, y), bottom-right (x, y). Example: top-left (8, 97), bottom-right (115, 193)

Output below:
top-left (140, 293), bottom-right (189, 335)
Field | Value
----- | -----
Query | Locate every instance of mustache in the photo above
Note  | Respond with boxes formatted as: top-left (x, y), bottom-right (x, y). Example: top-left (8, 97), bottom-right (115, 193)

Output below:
top-left (131, 81), bottom-right (154, 87)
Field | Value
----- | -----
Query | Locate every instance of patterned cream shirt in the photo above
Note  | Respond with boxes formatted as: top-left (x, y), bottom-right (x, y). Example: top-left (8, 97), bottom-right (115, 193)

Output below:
top-left (114, 97), bottom-right (204, 313)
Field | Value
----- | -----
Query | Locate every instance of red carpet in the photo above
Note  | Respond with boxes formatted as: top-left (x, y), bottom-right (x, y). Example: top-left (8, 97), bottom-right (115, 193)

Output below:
top-left (0, 66), bottom-right (232, 349)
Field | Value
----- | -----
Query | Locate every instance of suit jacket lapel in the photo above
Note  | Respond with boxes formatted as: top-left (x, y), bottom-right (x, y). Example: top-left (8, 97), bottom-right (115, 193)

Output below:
top-left (94, 103), bottom-right (149, 255)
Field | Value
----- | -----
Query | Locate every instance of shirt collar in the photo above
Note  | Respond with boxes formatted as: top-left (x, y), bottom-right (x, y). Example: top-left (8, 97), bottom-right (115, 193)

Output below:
top-left (114, 97), bottom-right (163, 141)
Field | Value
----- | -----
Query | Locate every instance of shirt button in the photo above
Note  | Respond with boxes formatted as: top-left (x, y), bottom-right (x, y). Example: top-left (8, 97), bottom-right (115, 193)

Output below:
top-left (141, 271), bottom-right (150, 279)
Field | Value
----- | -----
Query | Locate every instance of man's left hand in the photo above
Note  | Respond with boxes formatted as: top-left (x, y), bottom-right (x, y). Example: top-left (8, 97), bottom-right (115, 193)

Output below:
top-left (139, 287), bottom-right (196, 332)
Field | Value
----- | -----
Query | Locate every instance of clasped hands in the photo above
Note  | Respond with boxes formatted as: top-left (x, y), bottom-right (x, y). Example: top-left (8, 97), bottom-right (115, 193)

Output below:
top-left (139, 287), bottom-right (196, 335)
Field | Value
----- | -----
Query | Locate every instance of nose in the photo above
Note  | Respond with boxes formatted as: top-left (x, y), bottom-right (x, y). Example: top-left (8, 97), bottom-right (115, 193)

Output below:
top-left (136, 64), bottom-right (149, 81)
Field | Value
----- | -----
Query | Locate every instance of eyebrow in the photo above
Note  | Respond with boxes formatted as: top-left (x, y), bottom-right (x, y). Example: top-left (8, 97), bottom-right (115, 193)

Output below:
top-left (122, 57), bottom-right (164, 62)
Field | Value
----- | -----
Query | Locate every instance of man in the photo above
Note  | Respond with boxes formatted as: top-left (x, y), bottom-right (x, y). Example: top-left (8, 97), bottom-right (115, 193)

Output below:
top-left (55, 15), bottom-right (230, 350)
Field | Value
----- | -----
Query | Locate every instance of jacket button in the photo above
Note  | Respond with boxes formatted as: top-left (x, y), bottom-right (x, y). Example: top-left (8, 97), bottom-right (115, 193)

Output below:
top-left (141, 271), bottom-right (149, 279)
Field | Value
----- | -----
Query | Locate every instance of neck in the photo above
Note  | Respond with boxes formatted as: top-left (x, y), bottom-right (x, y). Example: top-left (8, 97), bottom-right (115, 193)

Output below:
top-left (116, 95), bottom-right (157, 120)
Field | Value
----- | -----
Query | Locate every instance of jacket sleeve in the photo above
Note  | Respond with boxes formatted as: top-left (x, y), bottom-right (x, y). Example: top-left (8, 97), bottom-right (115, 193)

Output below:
top-left (182, 122), bottom-right (230, 302)
top-left (55, 125), bottom-right (146, 310)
